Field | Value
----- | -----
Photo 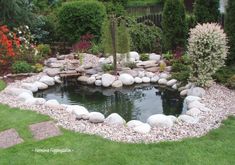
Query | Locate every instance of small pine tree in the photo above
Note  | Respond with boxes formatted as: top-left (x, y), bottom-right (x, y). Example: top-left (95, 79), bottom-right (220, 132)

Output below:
top-left (101, 19), bottom-right (113, 55)
top-left (117, 19), bottom-right (130, 61)
top-left (225, 0), bottom-right (235, 64)
top-left (162, 0), bottom-right (187, 51)
top-left (194, 0), bottom-right (220, 23)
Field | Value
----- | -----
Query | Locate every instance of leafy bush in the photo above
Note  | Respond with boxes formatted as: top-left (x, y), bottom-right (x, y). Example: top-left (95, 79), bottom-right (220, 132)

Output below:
top-left (99, 0), bottom-right (128, 7)
top-left (171, 71), bottom-right (190, 84)
top-left (12, 61), bottom-right (33, 73)
top-left (129, 22), bottom-right (162, 53)
top-left (102, 63), bottom-right (114, 72)
top-left (213, 65), bottom-right (235, 84)
top-left (227, 75), bottom-right (235, 89)
top-left (194, 0), bottom-right (220, 24)
top-left (58, 1), bottom-right (106, 43)
top-left (103, 2), bottom-right (126, 16)
top-left (162, 0), bottom-right (187, 51)
top-left (188, 23), bottom-right (229, 87)
top-left (32, 63), bottom-right (44, 73)
top-left (124, 61), bottom-right (136, 69)
top-left (225, 0), bottom-right (235, 64)
top-left (37, 44), bottom-right (51, 57)
top-left (89, 43), bottom-right (102, 55)
top-left (140, 53), bottom-right (149, 61)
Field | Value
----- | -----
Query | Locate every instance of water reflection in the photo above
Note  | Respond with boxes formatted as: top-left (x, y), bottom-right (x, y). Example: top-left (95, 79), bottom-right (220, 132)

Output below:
top-left (35, 82), bottom-right (185, 122)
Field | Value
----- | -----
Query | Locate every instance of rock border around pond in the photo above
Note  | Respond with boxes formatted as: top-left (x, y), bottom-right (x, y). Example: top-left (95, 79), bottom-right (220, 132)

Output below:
top-left (0, 53), bottom-right (234, 143)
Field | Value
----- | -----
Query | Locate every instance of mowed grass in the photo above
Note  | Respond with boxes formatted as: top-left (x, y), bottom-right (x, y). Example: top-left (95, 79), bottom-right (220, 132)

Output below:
top-left (0, 80), bottom-right (6, 91)
top-left (0, 104), bottom-right (235, 165)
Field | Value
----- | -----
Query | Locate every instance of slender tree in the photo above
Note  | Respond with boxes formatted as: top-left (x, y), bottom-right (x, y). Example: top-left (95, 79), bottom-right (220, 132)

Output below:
top-left (194, 0), bottom-right (220, 23)
top-left (162, 0), bottom-right (187, 51)
top-left (225, 0), bottom-right (235, 64)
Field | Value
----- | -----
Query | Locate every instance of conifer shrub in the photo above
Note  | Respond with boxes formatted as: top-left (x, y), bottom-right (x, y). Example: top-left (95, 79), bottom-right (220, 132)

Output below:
top-left (162, 0), bottom-right (187, 51)
top-left (225, 0), bottom-right (235, 64)
top-left (194, 0), bottom-right (220, 24)
top-left (188, 23), bottom-right (229, 87)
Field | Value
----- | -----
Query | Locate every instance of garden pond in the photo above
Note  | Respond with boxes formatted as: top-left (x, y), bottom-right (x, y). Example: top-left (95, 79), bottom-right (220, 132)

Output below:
top-left (35, 81), bottom-right (186, 122)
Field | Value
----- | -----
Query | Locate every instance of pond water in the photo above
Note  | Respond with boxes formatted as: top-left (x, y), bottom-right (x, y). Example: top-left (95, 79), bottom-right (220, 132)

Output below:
top-left (35, 81), bottom-right (186, 122)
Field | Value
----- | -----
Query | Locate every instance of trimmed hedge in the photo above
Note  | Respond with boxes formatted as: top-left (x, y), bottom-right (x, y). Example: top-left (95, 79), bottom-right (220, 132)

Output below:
top-left (58, 1), bottom-right (107, 43)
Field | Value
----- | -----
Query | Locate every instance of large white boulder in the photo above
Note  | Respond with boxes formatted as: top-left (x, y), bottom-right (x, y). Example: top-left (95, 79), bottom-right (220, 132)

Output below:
top-left (21, 83), bottom-right (38, 92)
top-left (149, 53), bottom-right (161, 61)
top-left (150, 75), bottom-right (160, 83)
top-left (147, 114), bottom-right (174, 128)
top-left (68, 105), bottom-right (89, 119)
top-left (129, 51), bottom-right (140, 61)
top-left (112, 80), bottom-right (123, 88)
top-left (77, 76), bottom-right (89, 83)
top-left (119, 74), bottom-right (134, 86)
top-left (178, 115), bottom-right (199, 124)
top-left (127, 120), bottom-right (143, 128)
top-left (34, 81), bottom-right (48, 90)
top-left (187, 87), bottom-right (206, 97)
top-left (142, 77), bottom-right (151, 83)
top-left (166, 79), bottom-right (177, 87)
top-left (45, 99), bottom-right (60, 107)
top-left (104, 113), bottom-right (126, 126)
top-left (25, 98), bottom-right (46, 105)
top-left (159, 73), bottom-right (169, 79)
top-left (87, 77), bottom-right (96, 85)
top-left (188, 100), bottom-right (205, 109)
top-left (133, 123), bottom-right (151, 134)
top-left (17, 92), bottom-right (34, 101)
top-left (186, 108), bottom-right (201, 117)
top-left (39, 76), bottom-right (55, 86)
top-left (185, 96), bottom-right (201, 104)
top-left (95, 80), bottom-right (102, 86)
top-left (134, 77), bottom-right (143, 84)
top-left (158, 78), bottom-right (167, 85)
top-left (145, 72), bottom-right (155, 78)
top-left (4, 87), bottom-right (33, 96)
top-left (88, 112), bottom-right (105, 123)
top-left (138, 71), bottom-right (145, 78)
top-left (102, 74), bottom-right (116, 87)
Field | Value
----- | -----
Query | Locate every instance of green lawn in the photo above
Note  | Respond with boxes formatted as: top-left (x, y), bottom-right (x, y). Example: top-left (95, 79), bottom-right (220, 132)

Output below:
top-left (0, 80), bottom-right (6, 91)
top-left (0, 104), bottom-right (235, 165)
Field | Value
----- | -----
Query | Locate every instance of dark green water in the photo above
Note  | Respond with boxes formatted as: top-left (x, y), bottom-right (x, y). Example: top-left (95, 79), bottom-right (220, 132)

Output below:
top-left (35, 81), bottom-right (186, 122)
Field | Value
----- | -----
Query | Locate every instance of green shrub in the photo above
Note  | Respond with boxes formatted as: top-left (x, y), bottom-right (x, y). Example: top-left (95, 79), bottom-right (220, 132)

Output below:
top-left (129, 22), bottom-right (162, 53)
top-left (99, 0), bottom-right (128, 7)
top-left (171, 71), bottom-right (190, 84)
top-left (12, 61), bottom-right (34, 73)
top-left (186, 14), bottom-right (196, 29)
top-left (117, 19), bottom-right (130, 56)
top-left (90, 43), bottom-right (102, 55)
top-left (37, 44), bottom-right (51, 57)
top-left (32, 63), bottom-right (44, 73)
top-left (58, 1), bottom-right (107, 43)
top-left (103, 2), bottom-right (126, 16)
top-left (225, 0), bottom-right (235, 64)
top-left (163, 52), bottom-right (173, 61)
top-left (102, 64), bottom-right (114, 72)
top-left (227, 75), bottom-right (235, 89)
top-left (188, 23), bottom-right (229, 87)
top-left (194, 0), bottom-right (220, 24)
top-left (124, 62), bottom-right (136, 69)
top-left (213, 65), bottom-right (235, 84)
top-left (140, 53), bottom-right (149, 61)
top-left (162, 0), bottom-right (187, 51)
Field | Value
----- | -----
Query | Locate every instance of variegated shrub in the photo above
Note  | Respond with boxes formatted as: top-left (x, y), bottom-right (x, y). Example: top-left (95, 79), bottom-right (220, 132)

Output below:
top-left (188, 23), bottom-right (229, 87)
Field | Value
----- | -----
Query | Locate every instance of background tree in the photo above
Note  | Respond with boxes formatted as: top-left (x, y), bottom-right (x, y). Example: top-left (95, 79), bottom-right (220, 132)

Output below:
top-left (162, 0), bottom-right (187, 52)
top-left (117, 19), bottom-right (130, 61)
top-left (194, 0), bottom-right (220, 23)
top-left (225, 0), bottom-right (235, 64)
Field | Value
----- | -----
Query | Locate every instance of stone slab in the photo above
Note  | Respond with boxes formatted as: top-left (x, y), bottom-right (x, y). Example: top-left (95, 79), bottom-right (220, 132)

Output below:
top-left (0, 129), bottom-right (24, 149)
top-left (29, 121), bottom-right (61, 140)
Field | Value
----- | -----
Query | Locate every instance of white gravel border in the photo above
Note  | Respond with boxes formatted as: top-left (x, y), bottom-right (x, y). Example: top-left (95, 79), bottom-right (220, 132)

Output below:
top-left (0, 73), bottom-right (235, 143)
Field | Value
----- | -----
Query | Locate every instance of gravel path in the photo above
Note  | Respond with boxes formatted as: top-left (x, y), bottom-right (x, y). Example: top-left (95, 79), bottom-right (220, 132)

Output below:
top-left (0, 74), bottom-right (235, 143)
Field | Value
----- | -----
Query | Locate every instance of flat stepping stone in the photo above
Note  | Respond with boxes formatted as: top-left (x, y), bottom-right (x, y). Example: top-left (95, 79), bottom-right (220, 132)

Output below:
top-left (29, 121), bottom-right (61, 140)
top-left (0, 128), bottom-right (24, 149)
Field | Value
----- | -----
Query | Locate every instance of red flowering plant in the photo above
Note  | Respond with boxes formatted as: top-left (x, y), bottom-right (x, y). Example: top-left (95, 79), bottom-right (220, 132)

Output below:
top-left (0, 25), bottom-right (20, 66)
top-left (72, 33), bottom-right (94, 64)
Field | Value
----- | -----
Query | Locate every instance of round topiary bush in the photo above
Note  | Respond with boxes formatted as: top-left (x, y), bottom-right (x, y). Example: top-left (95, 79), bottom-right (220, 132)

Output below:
top-left (188, 23), bottom-right (229, 87)
top-left (58, 1), bottom-right (107, 43)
